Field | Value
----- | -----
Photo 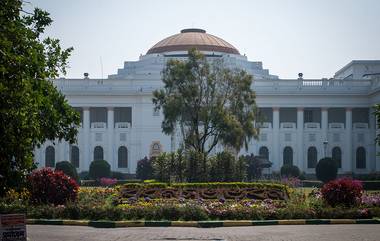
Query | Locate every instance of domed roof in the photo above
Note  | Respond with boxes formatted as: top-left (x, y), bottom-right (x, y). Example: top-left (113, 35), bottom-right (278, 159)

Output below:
top-left (147, 28), bottom-right (240, 55)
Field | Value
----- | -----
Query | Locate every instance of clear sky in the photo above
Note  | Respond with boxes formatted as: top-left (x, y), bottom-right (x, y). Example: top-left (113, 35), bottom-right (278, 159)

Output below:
top-left (27, 0), bottom-right (380, 79)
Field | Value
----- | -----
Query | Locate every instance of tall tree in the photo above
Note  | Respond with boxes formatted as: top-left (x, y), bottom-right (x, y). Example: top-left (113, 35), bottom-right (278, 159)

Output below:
top-left (153, 49), bottom-right (259, 157)
top-left (375, 104), bottom-right (380, 146)
top-left (0, 0), bottom-right (80, 195)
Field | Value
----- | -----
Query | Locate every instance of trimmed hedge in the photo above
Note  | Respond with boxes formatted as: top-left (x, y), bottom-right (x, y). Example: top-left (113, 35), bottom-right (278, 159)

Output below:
top-left (55, 161), bottom-right (79, 183)
top-left (122, 182), bottom-right (288, 190)
top-left (89, 160), bottom-right (111, 179)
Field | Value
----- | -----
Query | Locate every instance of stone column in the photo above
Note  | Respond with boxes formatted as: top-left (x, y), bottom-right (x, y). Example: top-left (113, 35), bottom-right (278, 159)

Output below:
top-left (345, 108), bottom-right (353, 172)
top-left (83, 107), bottom-right (90, 171)
top-left (297, 107), bottom-right (304, 171)
top-left (272, 107), bottom-right (280, 171)
top-left (107, 107), bottom-right (115, 170)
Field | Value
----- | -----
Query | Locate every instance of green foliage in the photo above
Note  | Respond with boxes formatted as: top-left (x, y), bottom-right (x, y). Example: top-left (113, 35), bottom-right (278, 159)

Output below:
top-left (111, 171), bottom-right (127, 180)
top-left (375, 104), bottom-right (380, 146)
top-left (281, 165), bottom-right (301, 178)
top-left (242, 154), bottom-right (263, 180)
top-left (152, 48), bottom-right (259, 157)
top-left (89, 160), bottom-right (111, 180)
top-left (78, 171), bottom-right (90, 180)
top-left (316, 157), bottom-right (338, 183)
top-left (55, 161), bottom-right (79, 183)
top-left (136, 157), bottom-right (153, 181)
top-left (209, 151), bottom-right (235, 182)
top-left (0, 0), bottom-right (80, 195)
top-left (151, 153), bottom-right (171, 182)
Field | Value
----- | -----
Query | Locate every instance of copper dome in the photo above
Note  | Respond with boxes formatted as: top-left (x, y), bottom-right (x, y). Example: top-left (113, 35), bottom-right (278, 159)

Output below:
top-left (147, 28), bottom-right (240, 55)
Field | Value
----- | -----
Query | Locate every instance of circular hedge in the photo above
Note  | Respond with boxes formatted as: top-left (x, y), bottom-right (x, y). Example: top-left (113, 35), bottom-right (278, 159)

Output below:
top-left (280, 164), bottom-right (300, 178)
top-left (89, 160), bottom-right (111, 179)
top-left (55, 161), bottom-right (79, 183)
top-left (316, 157), bottom-right (338, 183)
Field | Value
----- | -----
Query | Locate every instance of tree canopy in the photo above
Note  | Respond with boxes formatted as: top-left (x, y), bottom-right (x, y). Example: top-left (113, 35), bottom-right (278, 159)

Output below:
top-left (153, 49), bottom-right (259, 156)
top-left (0, 0), bottom-right (80, 195)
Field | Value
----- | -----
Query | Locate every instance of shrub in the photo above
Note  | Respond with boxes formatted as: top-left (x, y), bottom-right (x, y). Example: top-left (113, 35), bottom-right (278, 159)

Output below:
top-left (136, 157), bottom-right (153, 180)
top-left (321, 178), bottom-right (363, 207)
top-left (316, 157), bottom-right (338, 183)
top-left (27, 168), bottom-right (79, 205)
top-left (79, 171), bottom-right (90, 180)
top-left (89, 160), bottom-right (111, 180)
top-left (100, 177), bottom-right (117, 186)
top-left (55, 161), bottom-right (79, 183)
top-left (111, 171), bottom-right (127, 180)
top-left (281, 165), bottom-right (300, 178)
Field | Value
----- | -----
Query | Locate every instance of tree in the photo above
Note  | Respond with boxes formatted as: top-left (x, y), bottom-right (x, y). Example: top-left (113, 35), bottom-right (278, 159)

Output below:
top-left (136, 157), bottom-right (153, 181)
top-left (153, 49), bottom-right (259, 160)
top-left (375, 104), bottom-right (380, 146)
top-left (0, 0), bottom-right (80, 195)
top-left (316, 157), bottom-right (338, 183)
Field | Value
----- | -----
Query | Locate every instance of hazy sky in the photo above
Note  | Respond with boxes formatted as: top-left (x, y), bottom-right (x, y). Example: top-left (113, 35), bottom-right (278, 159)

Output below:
top-left (27, 0), bottom-right (380, 79)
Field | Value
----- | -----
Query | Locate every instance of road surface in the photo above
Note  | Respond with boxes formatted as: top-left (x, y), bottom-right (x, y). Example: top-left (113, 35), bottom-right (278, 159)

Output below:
top-left (27, 224), bottom-right (380, 241)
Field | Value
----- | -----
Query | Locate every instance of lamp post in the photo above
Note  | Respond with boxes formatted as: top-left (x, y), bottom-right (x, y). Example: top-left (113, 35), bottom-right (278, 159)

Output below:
top-left (323, 140), bottom-right (328, 158)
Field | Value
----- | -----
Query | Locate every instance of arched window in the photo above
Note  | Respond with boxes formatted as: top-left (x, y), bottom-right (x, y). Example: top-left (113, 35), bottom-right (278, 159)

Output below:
top-left (118, 146), bottom-right (128, 168)
top-left (332, 147), bottom-right (342, 168)
top-left (259, 146), bottom-right (269, 160)
top-left (356, 147), bottom-right (366, 169)
top-left (45, 146), bottom-right (55, 167)
top-left (71, 146), bottom-right (80, 168)
top-left (94, 146), bottom-right (104, 161)
top-left (307, 146), bottom-right (318, 168)
top-left (283, 146), bottom-right (293, 166)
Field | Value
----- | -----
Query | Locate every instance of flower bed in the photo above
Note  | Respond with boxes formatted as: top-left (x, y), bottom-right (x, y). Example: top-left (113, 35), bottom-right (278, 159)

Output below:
top-left (2, 186), bottom-right (380, 221)
top-left (118, 182), bottom-right (290, 202)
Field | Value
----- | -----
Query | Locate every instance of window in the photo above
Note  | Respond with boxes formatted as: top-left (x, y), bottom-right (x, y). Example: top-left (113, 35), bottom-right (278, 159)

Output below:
top-left (95, 133), bottom-right (102, 141)
top-left (94, 146), bottom-right (104, 161)
top-left (71, 146), bottom-right (80, 168)
top-left (45, 146), bottom-right (55, 167)
top-left (283, 146), bottom-right (293, 166)
top-left (333, 133), bottom-right (340, 142)
top-left (260, 133), bottom-right (267, 142)
top-left (356, 147), bottom-right (366, 169)
top-left (259, 146), bottom-right (269, 160)
top-left (118, 146), bottom-right (128, 168)
top-left (120, 133), bottom-right (127, 141)
top-left (304, 110), bottom-right (313, 122)
top-left (307, 147), bottom-right (318, 168)
top-left (332, 147), bottom-right (342, 168)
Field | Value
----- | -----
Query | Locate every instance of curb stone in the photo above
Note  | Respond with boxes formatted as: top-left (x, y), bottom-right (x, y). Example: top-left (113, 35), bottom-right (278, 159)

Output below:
top-left (26, 219), bottom-right (380, 228)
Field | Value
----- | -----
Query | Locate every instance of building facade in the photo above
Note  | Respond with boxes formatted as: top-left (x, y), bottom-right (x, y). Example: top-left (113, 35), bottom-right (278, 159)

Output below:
top-left (34, 28), bottom-right (380, 174)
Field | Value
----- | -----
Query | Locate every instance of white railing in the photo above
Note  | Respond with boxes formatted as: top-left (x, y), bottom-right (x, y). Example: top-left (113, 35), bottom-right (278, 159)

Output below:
top-left (353, 123), bottom-right (368, 129)
top-left (281, 122), bottom-right (296, 129)
top-left (329, 123), bottom-right (344, 129)
top-left (257, 122), bottom-right (271, 128)
top-left (91, 122), bottom-right (106, 128)
top-left (115, 122), bottom-right (131, 129)
top-left (304, 122), bottom-right (320, 129)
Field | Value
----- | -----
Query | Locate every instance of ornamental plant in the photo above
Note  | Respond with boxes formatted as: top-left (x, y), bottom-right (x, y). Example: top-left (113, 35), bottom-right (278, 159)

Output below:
top-left (100, 177), bottom-right (117, 186)
top-left (27, 168), bottom-right (79, 205)
top-left (89, 160), bottom-right (111, 179)
top-left (55, 161), bottom-right (79, 183)
top-left (316, 157), bottom-right (338, 183)
top-left (321, 178), bottom-right (363, 207)
top-left (280, 164), bottom-right (300, 178)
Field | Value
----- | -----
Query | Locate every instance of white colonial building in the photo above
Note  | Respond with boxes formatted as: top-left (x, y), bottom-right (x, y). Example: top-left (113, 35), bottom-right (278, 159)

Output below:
top-left (34, 28), bottom-right (380, 175)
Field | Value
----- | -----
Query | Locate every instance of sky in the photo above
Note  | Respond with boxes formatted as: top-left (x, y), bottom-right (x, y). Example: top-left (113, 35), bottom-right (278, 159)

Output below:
top-left (27, 0), bottom-right (380, 79)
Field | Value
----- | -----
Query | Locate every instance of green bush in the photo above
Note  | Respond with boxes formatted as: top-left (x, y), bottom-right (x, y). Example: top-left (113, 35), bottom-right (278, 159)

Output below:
top-left (55, 161), bottom-right (79, 183)
top-left (316, 157), bottom-right (338, 183)
top-left (111, 171), bottom-right (127, 180)
top-left (281, 165), bottom-right (300, 178)
top-left (89, 160), bottom-right (111, 180)
top-left (136, 157), bottom-right (153, 181)
top-left (78, 171), bottom-right (90, 180)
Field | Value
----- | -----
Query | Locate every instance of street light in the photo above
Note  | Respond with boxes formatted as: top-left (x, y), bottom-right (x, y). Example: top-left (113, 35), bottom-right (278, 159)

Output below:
top-left (323, 140), bottom-right (328, 158)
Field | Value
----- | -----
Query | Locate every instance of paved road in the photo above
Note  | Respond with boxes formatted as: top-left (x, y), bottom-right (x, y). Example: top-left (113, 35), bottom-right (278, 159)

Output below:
top-left (27, 224), bottom-right (380, 241)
